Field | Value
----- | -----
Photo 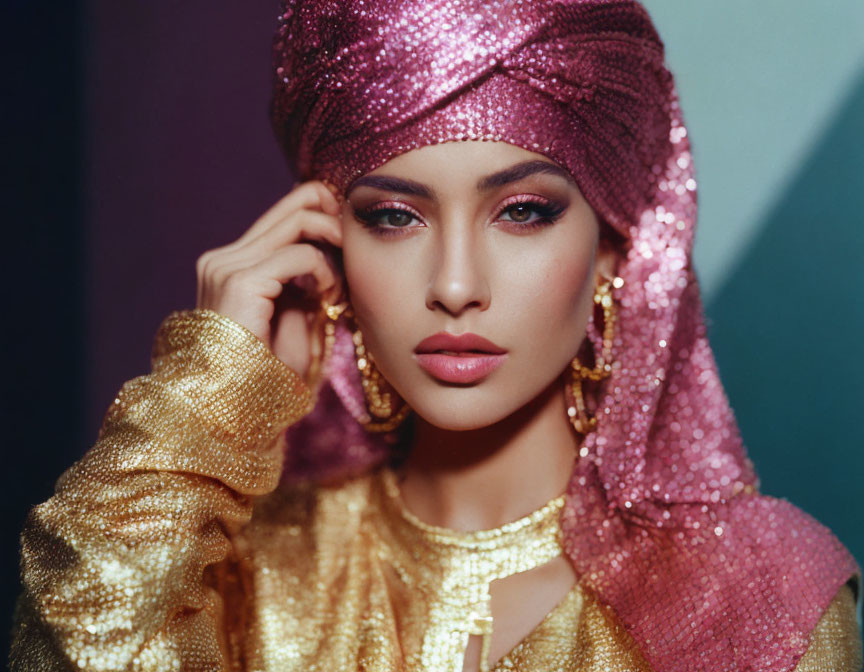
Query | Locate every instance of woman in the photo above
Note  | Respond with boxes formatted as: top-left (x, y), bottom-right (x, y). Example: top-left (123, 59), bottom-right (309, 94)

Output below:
top-left (10, 1), bottom-right (862, 670)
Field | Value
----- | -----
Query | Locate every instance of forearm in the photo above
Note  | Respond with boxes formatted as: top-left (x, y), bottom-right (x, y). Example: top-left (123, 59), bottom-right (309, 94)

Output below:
top-left (10, 309), bottom-right (312, 672)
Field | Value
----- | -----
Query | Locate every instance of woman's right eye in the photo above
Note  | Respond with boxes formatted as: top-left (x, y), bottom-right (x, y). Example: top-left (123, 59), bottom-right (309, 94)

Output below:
top-left (353, 202), bottom-right (423, 233)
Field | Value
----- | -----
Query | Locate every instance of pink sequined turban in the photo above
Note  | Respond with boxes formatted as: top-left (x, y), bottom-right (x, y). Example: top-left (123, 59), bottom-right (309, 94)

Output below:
top-left (270, 2), bottom-right (861, 670)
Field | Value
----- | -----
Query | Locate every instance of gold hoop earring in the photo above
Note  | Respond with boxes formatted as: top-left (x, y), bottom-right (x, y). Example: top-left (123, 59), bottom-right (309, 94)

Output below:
top-left (322, 300), bottom-right (411, 433)
top-left (566, 277), bottom-right (622, 434)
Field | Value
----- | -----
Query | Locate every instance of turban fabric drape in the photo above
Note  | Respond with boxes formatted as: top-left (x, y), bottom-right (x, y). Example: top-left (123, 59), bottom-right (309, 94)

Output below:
top-left (269, 2), bottom-right (860, 670)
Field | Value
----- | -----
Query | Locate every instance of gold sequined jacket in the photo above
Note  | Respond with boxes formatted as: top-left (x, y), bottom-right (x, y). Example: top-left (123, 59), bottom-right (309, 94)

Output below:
top-left (9, 309), bottom-right (863, 671)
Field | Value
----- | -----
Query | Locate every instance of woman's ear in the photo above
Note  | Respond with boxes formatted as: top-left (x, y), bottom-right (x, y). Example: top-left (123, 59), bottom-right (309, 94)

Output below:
top-left (595, 237), bottom-right (621, 284)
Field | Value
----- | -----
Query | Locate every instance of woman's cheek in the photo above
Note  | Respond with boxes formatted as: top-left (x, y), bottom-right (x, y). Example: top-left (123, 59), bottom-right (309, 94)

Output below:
top-left (344, 233), bottom-right (394, 308)
top-left (510, 248), bottom-right (594, 334)
top-left (358, 248), bottom-right (417, 312)
top-left (344, 243), bottom-right (421, 362)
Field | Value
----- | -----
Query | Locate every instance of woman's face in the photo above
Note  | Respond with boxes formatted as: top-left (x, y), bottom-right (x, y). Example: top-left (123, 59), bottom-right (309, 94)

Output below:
top-left (339, 140), bottom-right (618, 431)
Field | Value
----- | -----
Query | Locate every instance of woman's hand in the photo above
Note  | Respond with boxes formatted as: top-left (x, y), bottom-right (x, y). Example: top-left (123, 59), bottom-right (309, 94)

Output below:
top-left (196, 180), bottom-right (343, 379)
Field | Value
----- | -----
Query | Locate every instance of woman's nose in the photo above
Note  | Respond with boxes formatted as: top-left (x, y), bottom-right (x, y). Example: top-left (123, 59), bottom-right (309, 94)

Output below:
top-left (424, 224), bottom-right (491, 317)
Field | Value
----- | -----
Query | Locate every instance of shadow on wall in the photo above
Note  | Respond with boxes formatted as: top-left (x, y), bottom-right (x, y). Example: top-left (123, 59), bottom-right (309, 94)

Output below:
top-left (707, 68), bottom-right (864, 571)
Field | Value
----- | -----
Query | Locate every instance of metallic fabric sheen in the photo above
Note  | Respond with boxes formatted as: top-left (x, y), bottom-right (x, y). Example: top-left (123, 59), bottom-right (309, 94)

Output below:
top-left (270, 2), bottom-right (862, 669)
top-left (372, 469), bottom-right (566, 672)
top-left (10, 311), bottom-right (862, 671)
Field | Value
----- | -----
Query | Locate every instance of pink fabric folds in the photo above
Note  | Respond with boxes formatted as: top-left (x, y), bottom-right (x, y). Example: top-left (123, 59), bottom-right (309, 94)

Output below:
top-left (270, 1), bottom-right (861, 670)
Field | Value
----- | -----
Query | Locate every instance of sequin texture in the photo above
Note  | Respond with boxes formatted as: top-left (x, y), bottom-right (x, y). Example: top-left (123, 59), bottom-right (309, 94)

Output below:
top-left (8, 0), bottom-right (863, 670)
top-left (9, 310), bottom-right (862, 670)
top-left (269, 1), bottom-right (862, 670)
top-left (372, 469), bottom-right (567, 672)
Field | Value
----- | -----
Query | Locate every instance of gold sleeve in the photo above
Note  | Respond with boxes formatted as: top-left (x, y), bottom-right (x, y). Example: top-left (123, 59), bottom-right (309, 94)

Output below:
top-left (793, 577), bottom-right (863, 672)
top-left (9, 309), bottom-right (313, 672)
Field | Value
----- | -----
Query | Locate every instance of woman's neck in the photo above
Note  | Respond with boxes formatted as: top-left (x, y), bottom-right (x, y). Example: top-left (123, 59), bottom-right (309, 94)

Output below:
top-left (396, 374), bottom-right (579, 531)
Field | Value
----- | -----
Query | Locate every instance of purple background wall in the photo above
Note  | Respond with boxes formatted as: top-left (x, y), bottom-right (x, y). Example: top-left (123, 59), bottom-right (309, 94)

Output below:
top-left (3, 0), bottom-right (862, 660)
top-left (85, 1), bottom-right (294, 441)
top-left (80, 1), bottom-right (864, 630)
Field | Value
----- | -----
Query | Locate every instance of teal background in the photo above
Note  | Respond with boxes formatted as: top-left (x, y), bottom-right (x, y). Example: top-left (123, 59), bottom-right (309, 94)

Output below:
top-left (4, 0), bottom-right (862, 661)
top-left (644, 1), bottom-right (864, 580)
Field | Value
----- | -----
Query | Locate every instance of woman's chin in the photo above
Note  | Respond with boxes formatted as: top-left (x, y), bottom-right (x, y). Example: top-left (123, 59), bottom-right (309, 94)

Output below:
top-left (404, 400), bottom-right (522, 433)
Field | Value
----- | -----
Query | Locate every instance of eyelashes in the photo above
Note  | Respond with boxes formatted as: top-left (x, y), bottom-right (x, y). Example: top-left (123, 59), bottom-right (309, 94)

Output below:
top-left (353, 201), bottom-right (424, 234)
top-left (352, 195), bottom-right (567, 237)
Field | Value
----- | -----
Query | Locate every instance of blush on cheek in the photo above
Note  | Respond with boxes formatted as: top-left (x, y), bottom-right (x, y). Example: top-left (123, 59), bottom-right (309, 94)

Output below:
top-left (343, 236), bottom-right (393, 313)
top-left (342, 246), bottom-right (420, 379)
top-left (526, 251), bottom-right (597, 360)
top-left (533, 245), bottom-right (595, 308)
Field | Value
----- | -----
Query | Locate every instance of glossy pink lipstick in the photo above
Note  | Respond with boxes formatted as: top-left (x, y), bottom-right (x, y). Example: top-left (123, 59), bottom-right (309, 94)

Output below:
top-left (413, 332), bottom-right (508, 384)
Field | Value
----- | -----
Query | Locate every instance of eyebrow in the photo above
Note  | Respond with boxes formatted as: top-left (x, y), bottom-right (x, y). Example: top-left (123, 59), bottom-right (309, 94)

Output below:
top-left (344, 159), bottom-right (575, 199)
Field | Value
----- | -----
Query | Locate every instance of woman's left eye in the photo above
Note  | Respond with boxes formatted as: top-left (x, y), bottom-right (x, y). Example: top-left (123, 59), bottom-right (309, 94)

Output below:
top-left (353, 197), bottom-right (566, 237)
top-left (496, 199), bottom-right (566, 228)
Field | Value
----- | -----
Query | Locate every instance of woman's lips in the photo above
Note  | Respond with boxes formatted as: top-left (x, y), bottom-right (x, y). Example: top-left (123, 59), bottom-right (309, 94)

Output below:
top-left (413, 332), bottom-right (508, 383)
top-left (413, 352), bottom-right (507, 384)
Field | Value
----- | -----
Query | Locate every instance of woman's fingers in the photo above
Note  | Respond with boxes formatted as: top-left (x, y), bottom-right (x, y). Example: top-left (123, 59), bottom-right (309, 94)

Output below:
top-left (196, 210), bottom-right (341, 301)
top-left (194, 179), bottom-right (345, 370)
top-left (243, 208), bottom-right (343, 254)
top-left (235, 181), bottom-right (341, 247)
top-left (251, 244), bottom-right (338, 297)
